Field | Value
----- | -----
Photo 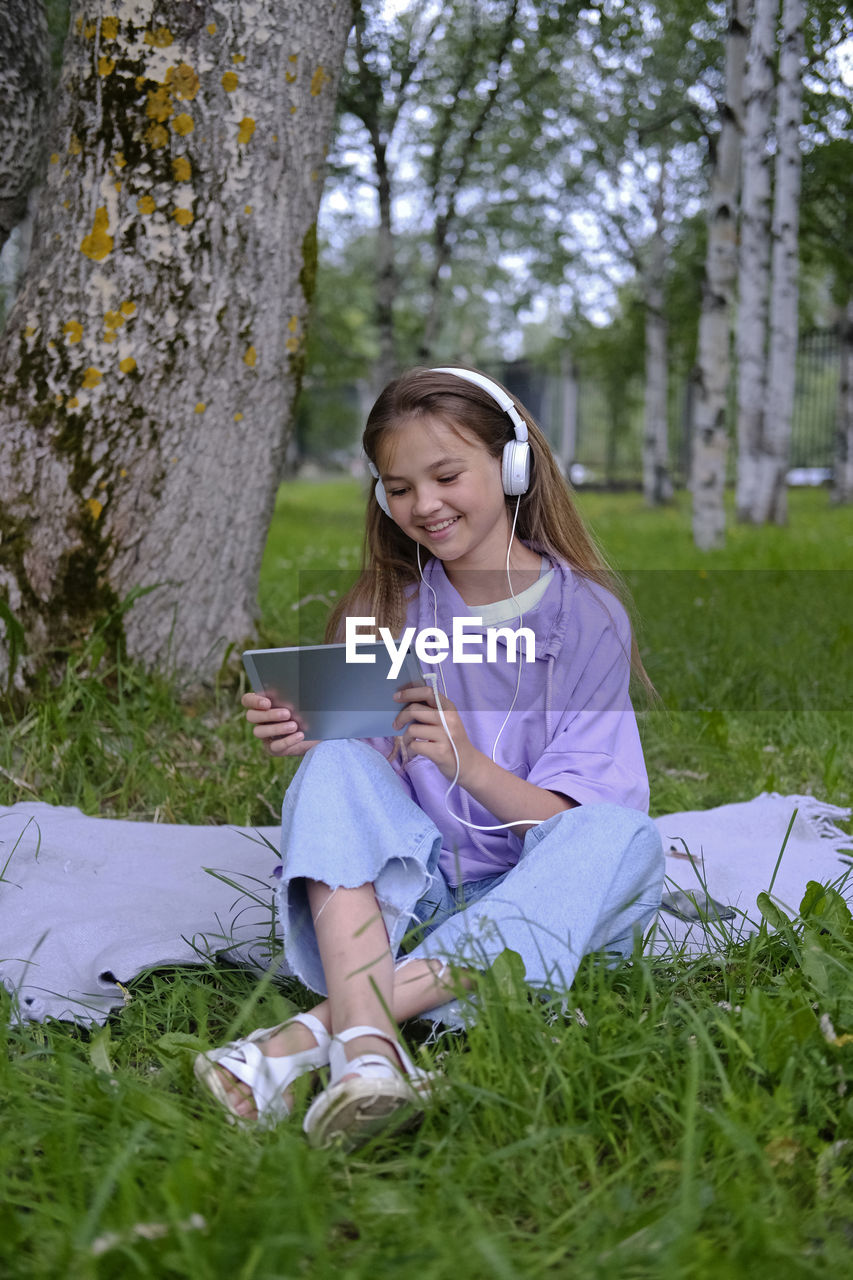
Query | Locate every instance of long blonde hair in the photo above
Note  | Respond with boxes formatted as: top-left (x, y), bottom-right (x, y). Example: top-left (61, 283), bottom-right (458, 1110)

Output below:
top-left (326, 366), bottom-right (650, 690)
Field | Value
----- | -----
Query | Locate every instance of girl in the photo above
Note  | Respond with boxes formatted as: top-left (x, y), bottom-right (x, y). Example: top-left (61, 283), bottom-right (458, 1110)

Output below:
top-left (195, 366), bottom-right (664, 1150)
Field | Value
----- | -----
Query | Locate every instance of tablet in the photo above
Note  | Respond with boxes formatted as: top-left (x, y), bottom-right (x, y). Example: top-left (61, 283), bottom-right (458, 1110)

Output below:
top-left (242, 642), bottom-right (423, 741)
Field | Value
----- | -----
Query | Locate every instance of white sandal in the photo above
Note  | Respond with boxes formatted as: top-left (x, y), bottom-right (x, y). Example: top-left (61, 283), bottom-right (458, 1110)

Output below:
top-left (194, 1011), bottom-right (331, 1128)
top-left (302, 1025), bottom-right (430, 1151)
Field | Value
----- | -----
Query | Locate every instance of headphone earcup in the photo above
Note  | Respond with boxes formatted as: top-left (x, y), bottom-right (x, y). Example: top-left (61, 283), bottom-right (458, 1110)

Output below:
top-left (374, 476), bottom-right (391, 517)
top-left (502, 440), bottom-right (531, 495)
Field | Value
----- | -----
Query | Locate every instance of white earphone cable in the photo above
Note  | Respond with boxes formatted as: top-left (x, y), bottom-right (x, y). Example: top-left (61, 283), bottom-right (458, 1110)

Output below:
top-left (415, 496), bottom-right (541, 832)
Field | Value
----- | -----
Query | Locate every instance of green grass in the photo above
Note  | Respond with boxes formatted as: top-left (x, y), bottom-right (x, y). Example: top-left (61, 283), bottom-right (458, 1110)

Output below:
top-left (2, 482), bottom-right (853, 1278)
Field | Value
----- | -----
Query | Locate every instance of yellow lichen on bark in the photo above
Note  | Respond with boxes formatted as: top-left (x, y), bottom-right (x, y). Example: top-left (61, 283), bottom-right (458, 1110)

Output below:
top-left (173, 208), bottom-right (194, 226)
top-left (144, 27), bottom-right (173, 48)
top-left (80, 208), bottom-right (113, 261)
top-left (310, 66), bottom-right (329, 96)
top-left (244, 346), bottom-right (257, 367)
top-left (104, 311), bottom-right (124, 329)
top-left (120, 357), bottom-right (136, 373)
top-left (121, 300), bottom-right (136, 316)
top-left (195, 402), bottom-right (206, 413)
top-left (86, 498), bottom-right (103, 521)
top-left (69, 133), bottom-right (82, 156)
top-left (172, 156), bottom-right (192, 181)
top-left (98, 56), bottom-right (116, 76)
top-left (102, 16), bottom-right (119, 40)
top-left (237, 118), bottom-right (255, 144)
top-left (67, 396), bottom-right (80, 408)
top-left (234, 412), bottom-right (244, 421)
top-left (244, 205), bottom-right (253, 215)
top-left (114, 151), bottom-right (126, 168)
top-left (207, 23), bottom-right (216, 34)
top-left (222, 71), bottom-right (239, 92)
top-left (82, 368), bottom-right (103, 389)
top-left (50, 153), bottom-right (59, 164)
top-left (166, 64), bottom-right (200, 100)
top-left (137, 195), bottom-right (156, 214)
top-left (172, 114), bottom-right (194, 136)
top-left (145, 123), bottom-right (169, 148)
top-left (147, 85), bottom-right (173, 122)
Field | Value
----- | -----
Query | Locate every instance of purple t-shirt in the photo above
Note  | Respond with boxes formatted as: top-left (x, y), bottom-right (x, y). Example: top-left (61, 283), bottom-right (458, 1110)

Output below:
top-left (369, 555), bottom-right (649, 885)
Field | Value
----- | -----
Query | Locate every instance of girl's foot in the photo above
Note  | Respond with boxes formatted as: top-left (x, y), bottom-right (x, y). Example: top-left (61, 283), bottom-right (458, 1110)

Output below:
top-left (194, 1011), bottom-right (331, 1127)
top-left (302, 1025), bottom-right (429, 1151)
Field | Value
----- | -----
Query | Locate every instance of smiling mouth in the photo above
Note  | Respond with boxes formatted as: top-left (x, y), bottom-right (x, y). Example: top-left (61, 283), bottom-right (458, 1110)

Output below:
top-left (423, 517), bottom-right (459, 534)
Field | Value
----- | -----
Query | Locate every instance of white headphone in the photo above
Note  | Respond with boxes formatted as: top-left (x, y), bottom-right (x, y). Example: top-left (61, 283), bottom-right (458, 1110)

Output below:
top-left (368, 367), bottom-right (531, 516)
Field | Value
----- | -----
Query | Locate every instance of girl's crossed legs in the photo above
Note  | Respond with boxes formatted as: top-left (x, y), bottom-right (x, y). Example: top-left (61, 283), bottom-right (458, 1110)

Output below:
top-left (206, 740), bottom-right (664, 1131)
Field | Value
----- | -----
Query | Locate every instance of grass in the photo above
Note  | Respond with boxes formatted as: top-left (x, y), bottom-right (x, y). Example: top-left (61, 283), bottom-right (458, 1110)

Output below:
top-left (1, 482), bottom-right (853, 1278)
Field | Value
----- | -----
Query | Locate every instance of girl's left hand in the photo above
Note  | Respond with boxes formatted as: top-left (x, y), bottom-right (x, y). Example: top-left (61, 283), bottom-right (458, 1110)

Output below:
top-left (392, 683), bottom-right (475, 781)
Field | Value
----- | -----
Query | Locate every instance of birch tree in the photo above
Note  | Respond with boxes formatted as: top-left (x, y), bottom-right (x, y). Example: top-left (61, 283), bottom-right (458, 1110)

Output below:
top-left (734, 0), bottom-right (777, 520)
top-left (690, 0), bottom-right (748, 550)
top-left (643, 160), bottom-right (673, 506)
top-left (750, 0), bottom-right (805, 524)
top-left (0, 0), bottom-right (352, 684)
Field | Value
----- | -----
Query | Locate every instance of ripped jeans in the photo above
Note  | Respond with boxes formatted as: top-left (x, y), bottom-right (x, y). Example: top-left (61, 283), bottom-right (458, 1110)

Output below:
top-left (276, 740), bottom-right (664, 1023)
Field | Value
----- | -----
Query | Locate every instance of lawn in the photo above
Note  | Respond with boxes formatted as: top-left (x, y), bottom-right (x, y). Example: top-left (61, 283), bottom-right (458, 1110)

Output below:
top-left (1, 483), bottom-right (852, 1278)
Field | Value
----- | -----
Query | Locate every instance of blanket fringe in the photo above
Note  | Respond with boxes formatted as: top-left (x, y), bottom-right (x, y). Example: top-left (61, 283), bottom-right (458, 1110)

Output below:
top-left (765, 792), bottom-right (853, 854)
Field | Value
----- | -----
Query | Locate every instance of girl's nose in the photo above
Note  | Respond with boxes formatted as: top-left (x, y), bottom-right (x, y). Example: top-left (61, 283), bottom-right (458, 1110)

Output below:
top-left (411, 486), bottom-right (443, 517)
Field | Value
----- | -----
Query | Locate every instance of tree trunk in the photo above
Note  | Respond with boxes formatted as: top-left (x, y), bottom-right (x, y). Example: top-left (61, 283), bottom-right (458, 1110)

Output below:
top-left (0, 0), bottom-right (352, 684)
top-left (374, 135), bottom-right (397, 391)
top-left (690, 0), bottom-right (748, 550)
top-left (0, 0), bottom-right (51, 254)
top-left (751, 0), bottom-right (804, 525)
top-left (559, 351), bottom-right (579, 479)
top-left (735, 0), bottom-right (776, 519)
top-left (832, 300), bottom-right (853, 505)
top-left (642, 164), bottom-right (672, 506)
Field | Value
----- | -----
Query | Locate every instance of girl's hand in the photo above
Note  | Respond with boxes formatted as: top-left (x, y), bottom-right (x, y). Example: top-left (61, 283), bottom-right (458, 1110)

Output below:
top-left (392, 683), bottom-right (477, 782)
top-left (241, 692), bottom-right (317, 757)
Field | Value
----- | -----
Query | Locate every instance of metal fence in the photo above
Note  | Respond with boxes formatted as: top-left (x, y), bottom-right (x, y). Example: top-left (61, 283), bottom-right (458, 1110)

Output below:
top-left (500, 327), bottom-right (841, 489)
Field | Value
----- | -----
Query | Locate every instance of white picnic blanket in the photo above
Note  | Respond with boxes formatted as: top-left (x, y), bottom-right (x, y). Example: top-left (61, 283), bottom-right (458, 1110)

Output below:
top-left (1, 793), bottom-right (851, 1025)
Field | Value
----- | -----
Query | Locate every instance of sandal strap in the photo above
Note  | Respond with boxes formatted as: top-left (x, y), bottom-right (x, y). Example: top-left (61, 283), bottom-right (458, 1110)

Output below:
top-left (199, 1012), bottom-right (331, 1124)
top-left (328, 1024), bottom-right (419, 1084)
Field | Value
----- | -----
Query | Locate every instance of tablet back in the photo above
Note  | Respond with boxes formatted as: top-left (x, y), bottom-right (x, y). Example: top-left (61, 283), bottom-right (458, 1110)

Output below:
top-left (242, 642), bottom-right (421, 740)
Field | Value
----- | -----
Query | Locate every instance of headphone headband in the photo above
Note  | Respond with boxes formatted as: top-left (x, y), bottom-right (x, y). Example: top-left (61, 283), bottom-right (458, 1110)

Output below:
top-left (430, 367), bottom-right (528, 443)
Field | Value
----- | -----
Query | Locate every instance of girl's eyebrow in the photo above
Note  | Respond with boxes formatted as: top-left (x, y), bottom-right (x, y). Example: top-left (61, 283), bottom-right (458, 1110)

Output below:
top-left (382, 455), bottom-right (467, 481)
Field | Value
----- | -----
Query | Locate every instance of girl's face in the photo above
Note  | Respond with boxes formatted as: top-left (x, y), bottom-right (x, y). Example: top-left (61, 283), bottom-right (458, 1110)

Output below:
top-left (377, 414), bottom-right (511, 569)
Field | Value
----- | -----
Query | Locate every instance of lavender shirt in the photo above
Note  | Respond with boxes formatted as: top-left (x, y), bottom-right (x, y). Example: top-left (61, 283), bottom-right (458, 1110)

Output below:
top-left (370, 555), bottom-right (649, 885)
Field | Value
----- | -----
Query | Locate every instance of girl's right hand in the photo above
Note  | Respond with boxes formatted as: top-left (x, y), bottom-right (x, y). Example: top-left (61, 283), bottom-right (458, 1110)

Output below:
top-left (241, 692), bottom-right (317, 757)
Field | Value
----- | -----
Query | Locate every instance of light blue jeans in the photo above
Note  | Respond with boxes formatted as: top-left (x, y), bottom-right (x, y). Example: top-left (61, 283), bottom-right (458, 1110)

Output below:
top-left (276, 740), bottom-right (664, 1024)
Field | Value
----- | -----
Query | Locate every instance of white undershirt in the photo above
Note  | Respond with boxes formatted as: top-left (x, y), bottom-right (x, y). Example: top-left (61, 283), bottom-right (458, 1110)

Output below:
top-left (472, 557), bottom-right (554, 627)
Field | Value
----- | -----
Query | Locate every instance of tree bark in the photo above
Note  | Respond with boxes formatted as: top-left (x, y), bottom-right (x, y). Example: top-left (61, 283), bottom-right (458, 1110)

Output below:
top-left (832, 300), bottom-right (853, 505)
top-left (0, 0), bottom-right (51, 254)
top-left (642, 162), bottom-right (673, 506)
top-left (0, 0), bottom-right (352, 684)
top-left (735, 0), bottom-right (776, 519)
top-left (690, 0), bottom-right (748, 550)
top-left (751, 0), bottom-right (804, 525)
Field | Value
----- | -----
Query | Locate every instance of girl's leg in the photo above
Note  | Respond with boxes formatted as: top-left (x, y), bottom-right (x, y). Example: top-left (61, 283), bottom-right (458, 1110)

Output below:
top-left (218, 878), bottom-right (470, 1120)
top-left (406, 802), bottom-right (665, 997)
